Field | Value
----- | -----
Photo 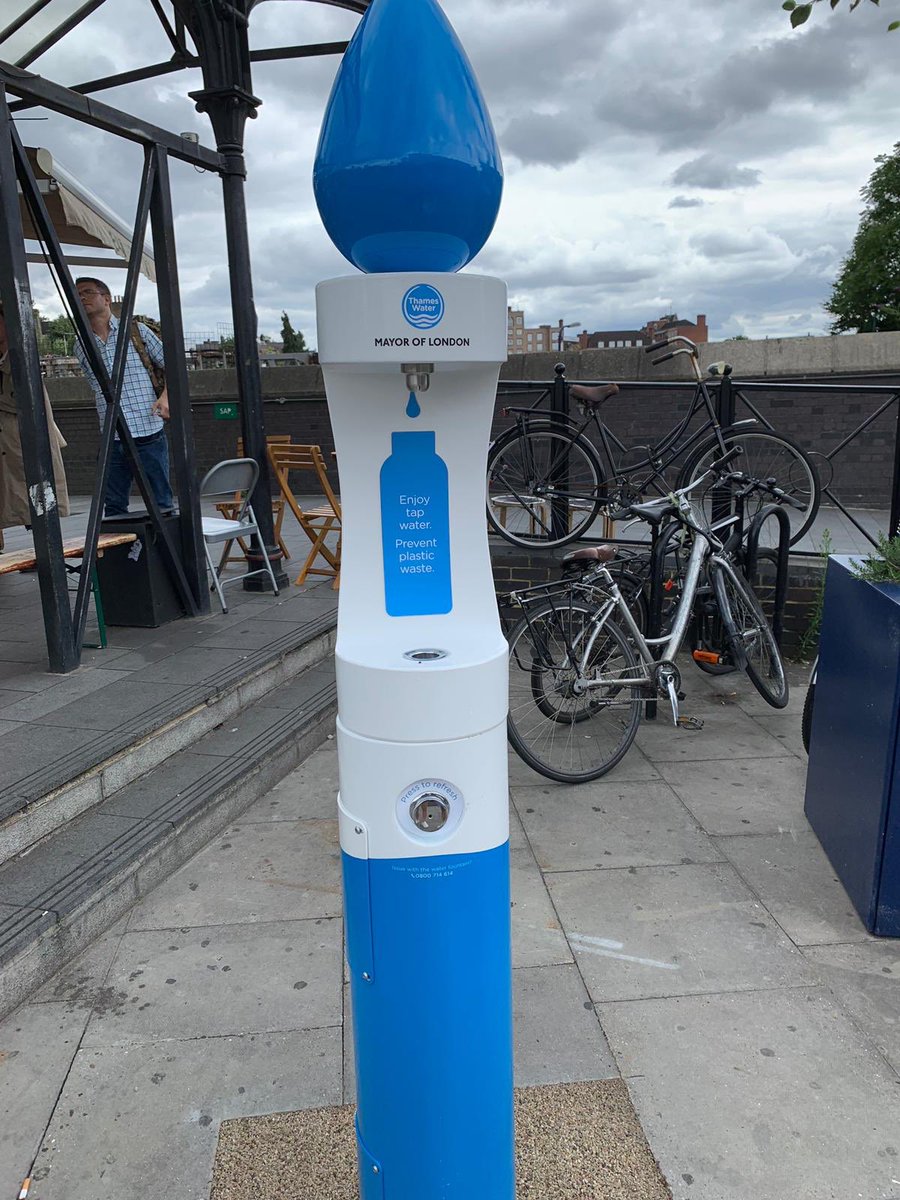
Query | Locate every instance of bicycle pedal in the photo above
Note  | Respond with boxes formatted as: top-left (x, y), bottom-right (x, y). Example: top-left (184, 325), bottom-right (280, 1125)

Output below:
top-left (677, 691), bottom-right (686, 701)
top-left (677, 715), bottom-right (705, 731)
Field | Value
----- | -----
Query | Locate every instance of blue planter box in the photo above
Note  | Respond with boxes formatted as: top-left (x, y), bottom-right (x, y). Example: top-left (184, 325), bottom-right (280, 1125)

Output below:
top-left (804, 556), bottom-right (900, 935)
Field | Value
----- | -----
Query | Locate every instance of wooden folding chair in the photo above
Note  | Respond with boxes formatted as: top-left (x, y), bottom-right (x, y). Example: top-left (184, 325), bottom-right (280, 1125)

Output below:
top-left (268, 443), bottom-right (342, 588)
top-left (216, 435), bottom-right (292, 571)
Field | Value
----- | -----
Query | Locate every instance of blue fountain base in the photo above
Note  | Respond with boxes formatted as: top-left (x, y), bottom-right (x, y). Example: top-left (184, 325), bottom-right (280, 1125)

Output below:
top-left (343, 843), bottom-right (515, 1199)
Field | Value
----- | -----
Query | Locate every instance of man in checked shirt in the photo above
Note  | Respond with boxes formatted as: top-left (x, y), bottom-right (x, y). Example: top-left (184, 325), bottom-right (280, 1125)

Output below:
top-left (74, 277), bottom-right (174, 516)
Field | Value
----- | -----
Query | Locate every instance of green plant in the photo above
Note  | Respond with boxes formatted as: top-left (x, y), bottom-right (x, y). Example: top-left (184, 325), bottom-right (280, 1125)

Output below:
top-left (850, 531), bottom-right (900, 584)
top-left (798, 529), bottom-right (833, 661)
top-left (782, 0), bottom-right (900, 32)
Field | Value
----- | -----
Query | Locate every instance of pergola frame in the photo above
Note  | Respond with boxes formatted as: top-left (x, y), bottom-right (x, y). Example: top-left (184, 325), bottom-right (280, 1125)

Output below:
top-left (0, 0), bottom-right (367, 673)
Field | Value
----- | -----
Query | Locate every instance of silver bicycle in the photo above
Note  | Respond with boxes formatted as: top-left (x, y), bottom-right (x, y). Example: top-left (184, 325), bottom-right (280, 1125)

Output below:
top-left (506, 452), bottom-right (788, 783)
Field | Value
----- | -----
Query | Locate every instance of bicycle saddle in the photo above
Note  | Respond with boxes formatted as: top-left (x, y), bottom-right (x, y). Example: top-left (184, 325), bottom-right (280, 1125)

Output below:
top-left (569, 382), bottom-right (620, 408)
top-left (622, 497), bottom-right (674, 525)
top-left (561, 544), bottom-right (617, 564)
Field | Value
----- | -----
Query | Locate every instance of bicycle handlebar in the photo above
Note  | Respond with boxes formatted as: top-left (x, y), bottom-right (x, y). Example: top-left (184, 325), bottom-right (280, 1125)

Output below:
top-left (645, 338), bottom-right (669, 354)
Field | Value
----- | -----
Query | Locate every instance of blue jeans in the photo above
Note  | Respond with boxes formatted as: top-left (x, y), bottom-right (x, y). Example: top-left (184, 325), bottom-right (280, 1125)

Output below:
top-left (105, 432), bottom-right (174, 516)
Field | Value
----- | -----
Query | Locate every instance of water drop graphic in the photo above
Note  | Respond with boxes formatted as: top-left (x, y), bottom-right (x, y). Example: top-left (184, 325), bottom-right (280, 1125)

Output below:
top-left (406, 392), bottom-right (421, 419)
top-left (313, 0), bottom-right (503, 273)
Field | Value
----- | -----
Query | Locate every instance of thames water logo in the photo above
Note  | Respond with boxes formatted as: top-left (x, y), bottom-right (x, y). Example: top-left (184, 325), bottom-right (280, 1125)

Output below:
top-left (402, 284), bottom-right (444, 330)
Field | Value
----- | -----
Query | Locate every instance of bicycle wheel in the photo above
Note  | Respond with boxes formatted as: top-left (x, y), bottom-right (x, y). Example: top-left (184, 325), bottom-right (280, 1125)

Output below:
top-left (507, 598), bottom-right (642, 782)
top-left (487, 421), bottom-right (605, 549)
top-left (677, 428), bottom-right (820, 547)
top-left (711, 558), bottom-right (788, 707)
top-left (801, 676), bottom-right (815, 753)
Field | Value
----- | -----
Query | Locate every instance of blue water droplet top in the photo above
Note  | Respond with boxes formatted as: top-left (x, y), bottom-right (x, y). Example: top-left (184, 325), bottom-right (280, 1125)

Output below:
top-left (406, 391), bottom-right (421, 418)
top-left (314, 0), bottom-right (503, 274)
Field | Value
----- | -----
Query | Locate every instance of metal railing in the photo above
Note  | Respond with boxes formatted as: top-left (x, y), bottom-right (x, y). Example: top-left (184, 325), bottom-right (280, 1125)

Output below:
top-left (495, 366), bottom-right (900, 552)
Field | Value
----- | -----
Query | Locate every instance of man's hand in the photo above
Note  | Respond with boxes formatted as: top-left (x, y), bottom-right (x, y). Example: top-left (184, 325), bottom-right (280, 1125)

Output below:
top-left (152, 389), bottom-right (170, 420)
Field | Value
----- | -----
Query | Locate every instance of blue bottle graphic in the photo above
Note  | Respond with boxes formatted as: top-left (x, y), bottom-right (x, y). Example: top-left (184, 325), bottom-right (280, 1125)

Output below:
top-left (380, 431), bottom-right (452, 616)
top-left (313, 0), bottom-right (503, 273)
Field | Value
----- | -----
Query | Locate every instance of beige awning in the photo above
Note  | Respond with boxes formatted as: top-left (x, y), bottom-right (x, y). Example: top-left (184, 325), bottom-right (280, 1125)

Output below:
top-left (19, 146), bottom-right (156, 282)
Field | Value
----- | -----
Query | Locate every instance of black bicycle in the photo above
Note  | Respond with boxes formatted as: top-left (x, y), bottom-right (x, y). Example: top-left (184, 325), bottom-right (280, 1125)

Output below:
top-left (487, 336), bottom-right (820, 551)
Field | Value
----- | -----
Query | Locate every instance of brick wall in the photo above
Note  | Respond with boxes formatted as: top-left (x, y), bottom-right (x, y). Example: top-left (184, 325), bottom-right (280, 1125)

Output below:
top-left (50, 355), bottom-right (900, 508)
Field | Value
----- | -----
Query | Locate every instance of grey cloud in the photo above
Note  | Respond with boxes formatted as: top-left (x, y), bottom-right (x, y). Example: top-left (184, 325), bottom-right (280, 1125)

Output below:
top-left (672, 155), bottom-right (762, 190)
top-left (669, 196), bottom-right (705, 209)
top-left (500, 114), bottom-right (592, 168)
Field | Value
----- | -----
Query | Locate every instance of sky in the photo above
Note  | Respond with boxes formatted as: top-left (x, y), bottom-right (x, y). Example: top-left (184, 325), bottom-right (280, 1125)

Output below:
top-left (7, 0), bottom-right (900, 345)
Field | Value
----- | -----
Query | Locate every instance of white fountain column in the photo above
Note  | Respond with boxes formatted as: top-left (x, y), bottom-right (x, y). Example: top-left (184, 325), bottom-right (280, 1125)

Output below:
top-left (317, 270), bottom-right (513, 1199)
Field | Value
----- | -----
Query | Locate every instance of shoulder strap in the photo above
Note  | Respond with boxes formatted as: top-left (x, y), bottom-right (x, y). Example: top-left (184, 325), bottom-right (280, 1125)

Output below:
top-left (129, 320), bottom-right (165, 397)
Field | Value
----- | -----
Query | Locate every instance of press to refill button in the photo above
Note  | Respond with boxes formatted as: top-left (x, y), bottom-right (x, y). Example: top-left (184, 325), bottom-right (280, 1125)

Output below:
top-left (410, 793), bottom-right (450, 832)
top-left (396, 778), bottom-right (464, 841)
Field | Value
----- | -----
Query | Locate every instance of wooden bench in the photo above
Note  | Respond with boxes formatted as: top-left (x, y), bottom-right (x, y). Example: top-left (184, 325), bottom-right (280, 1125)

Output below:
top-left (0, 533), bottom-right (137, 575)
top-left (0, 533), bottom-right (137, 647)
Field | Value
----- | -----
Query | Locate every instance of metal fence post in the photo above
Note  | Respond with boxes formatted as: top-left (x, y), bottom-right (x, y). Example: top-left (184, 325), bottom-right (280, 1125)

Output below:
top-left (550, 362), bottom-right (569, 543)
top-left (0, 90), bottom-right (78, 672)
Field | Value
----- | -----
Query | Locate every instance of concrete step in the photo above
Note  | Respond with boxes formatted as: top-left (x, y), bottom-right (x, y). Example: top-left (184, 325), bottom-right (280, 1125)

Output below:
top-left (0, 656), bottom-right (337, 1019)
top-left (0, 602), bottom-right (337, 867)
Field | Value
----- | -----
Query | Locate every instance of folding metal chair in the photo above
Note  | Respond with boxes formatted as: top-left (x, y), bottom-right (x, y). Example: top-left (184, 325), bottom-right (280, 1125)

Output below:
top-left (216, 435), bottom-right (292, 570)
top-left (200, 458), bottom-right (280, 613)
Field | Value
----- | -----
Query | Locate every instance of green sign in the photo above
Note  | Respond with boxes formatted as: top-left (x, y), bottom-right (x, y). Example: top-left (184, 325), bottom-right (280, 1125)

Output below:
top-left (214, 402), bottom-right (239, 420)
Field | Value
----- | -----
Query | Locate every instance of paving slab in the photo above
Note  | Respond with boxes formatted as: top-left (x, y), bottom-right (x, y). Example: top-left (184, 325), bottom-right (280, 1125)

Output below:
top-left (34, 1026), bottom-right (342, 1200)
top-left (0, 724), bottom-right (100, 797)
top-left (0, 662), bottom-right (67, 691)
top-left (28, 677), bottom-right (181, 730)
top-left (598, 987), bottom-right (900, 1200)
top-left (101, 753), bottom-right (223, 822)
top-left (804, 940), bottom-right (900, 1074)
top-left (746, 711), bottom-right (806, 759)
top-left (513, 963), bottom-right (617, 1085)
top-left (717, 829), bottom-right (870, 946)
top-left (189, 702), bottom-right (312, 758)
top-left (31, 919), bottom-right (128, 1009)
top-left (636, 705), bottom-right (787, 763)
top-left (656, 756), bottom-right (807, 836)
top-left (509, 815), bottom-right (572, 969)
top-left (0, 813), bottom-right (165, 911)
top-left (513, 779), bottom-right (719, 872)
top-left (507, 742), bottom-right (660, 788)
top-left (234, 742), bottom-right (338, 823)
top-left (0, 1001), bottom-right (90, 1199)
top-left (0, 669), bottom-right (134, 722)
top-left (130, 645), bottom-right (259, 685)
top-left (548, 863), bottom-right (818, 1002)
top-left (125, 818), bottom-right (342, 930)
top-left (83, 917), bottom-right (342, 1046)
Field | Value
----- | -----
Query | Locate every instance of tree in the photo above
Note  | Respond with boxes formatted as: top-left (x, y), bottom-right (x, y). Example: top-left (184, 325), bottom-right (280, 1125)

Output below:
top-left (826, 144), bottom-right (900, 333)
top-left (782, 0), bottom-right (900, 31)
top-left (280, 311), bottom-right (308, 353)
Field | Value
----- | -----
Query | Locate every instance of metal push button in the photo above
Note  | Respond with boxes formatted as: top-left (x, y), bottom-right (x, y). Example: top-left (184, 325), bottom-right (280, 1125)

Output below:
top-left (410, 793), bottom-right (450, 832)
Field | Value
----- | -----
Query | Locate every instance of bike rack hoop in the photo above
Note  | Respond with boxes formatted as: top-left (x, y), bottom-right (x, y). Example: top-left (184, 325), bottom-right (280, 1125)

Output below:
top-left (745, 504), bottom-right (791, 649)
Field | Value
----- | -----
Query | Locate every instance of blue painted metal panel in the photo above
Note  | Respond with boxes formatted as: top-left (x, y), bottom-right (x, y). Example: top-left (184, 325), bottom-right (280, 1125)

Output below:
top-left (380, 431), bottom-right (452, 617)
top-left (804, 557), bottom-right (900, 935)
top-left (343, 842), bottom-right (515, 1199)
top-left (313, 0), bottom-right (503, 273)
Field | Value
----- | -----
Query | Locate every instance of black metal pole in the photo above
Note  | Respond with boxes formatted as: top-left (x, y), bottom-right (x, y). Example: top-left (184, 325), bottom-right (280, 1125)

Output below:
top-left (149, 144), bottom-right (209, 613)
top-left (711, 372), bottom-right (735, 528)
top-left (219, 164), bottom-right (288, 589)
top-left (179, 0), bottom-right (288, 592)
top-left (549, 363), bottom-right (569, 543)
top-left (0, 89), bottom-right (78, 672)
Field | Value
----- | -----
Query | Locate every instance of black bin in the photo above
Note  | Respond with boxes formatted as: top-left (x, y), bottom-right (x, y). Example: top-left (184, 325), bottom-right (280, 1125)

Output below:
top-left (96, 512), bottom-right (186, 628)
